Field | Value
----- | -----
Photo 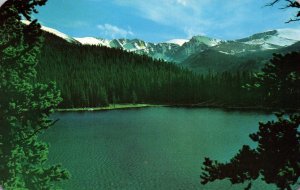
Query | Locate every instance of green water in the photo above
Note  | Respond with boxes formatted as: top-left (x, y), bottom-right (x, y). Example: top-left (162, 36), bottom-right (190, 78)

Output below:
top-left (44, 107), bottom-right (277, 190)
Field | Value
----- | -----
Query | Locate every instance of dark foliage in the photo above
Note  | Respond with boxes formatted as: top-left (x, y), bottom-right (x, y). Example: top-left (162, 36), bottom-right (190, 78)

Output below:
top-left (247, 52), bottom-right (300, 108)
top-left (0, 1), bottom-right (69, 189)
top-left (36, 32), bottom-right (263, 108)
top-left (201, 114), bottom-right (300, 190)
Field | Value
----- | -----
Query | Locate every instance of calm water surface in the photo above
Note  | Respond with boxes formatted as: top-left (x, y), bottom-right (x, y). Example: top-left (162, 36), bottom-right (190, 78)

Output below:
top-left (44, 107), bottom-right (276, 190)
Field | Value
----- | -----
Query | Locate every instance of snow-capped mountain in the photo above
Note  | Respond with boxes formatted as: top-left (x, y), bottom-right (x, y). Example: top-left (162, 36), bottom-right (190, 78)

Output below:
top-left (171, 36), bottom-right (223, 62)
top-left (110, 39), bottom-right (149, 51)
top-left (38, 23), bottom-right (300, 63)
top-left (40, 25), bottom-right (78, 43)
top-left (22, 20), bottom-right (78, 43)
top-left (73, 34), bottom-right (222, 62)
top-left (75, 37), bottom-right (110, 46)
top-left (181, 29), bottom-right (300, 73)
top-left (208, 29), bottom-right (300, 56)
top-left (74, 29), bottom-right (300, 62)
top-left (238, 29), bottom-right (300, 48)
top-left (167, 39), bottom-right (189, 46)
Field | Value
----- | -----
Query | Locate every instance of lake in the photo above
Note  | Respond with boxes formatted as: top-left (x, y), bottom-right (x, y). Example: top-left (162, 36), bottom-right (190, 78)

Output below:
top-left (44, 107), bottom-right (276, 190)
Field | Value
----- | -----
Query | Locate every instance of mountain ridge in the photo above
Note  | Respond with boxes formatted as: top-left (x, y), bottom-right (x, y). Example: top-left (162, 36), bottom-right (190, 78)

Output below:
top-left (37, 23), bottom-right (300, 73)
top-left (37, 22), bottom-right (300, 60)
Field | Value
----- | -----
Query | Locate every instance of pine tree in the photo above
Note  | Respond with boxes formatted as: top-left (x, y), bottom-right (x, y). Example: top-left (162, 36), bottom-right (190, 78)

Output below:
top-left (132, 91), bottom-right (137, 104)
top-left (99, 86), bottom-right (109, 107)
top-left (252, 52), bottom-right (300, 108)
top-left (112, 92), bottom-right (117, 107)
top-left (0, 1), bottom-right (69, 189)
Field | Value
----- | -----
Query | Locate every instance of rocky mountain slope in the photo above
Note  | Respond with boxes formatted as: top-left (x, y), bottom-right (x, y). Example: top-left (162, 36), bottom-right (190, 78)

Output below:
top-left (38, 23), bottom-right (300, 73)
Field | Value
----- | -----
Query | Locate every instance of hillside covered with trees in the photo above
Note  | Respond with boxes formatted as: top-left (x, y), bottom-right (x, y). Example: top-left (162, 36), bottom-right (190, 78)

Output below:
top-left (36, 32), bottom-right (265, 108)
top-left (37, 32), bottom-right (300, 109)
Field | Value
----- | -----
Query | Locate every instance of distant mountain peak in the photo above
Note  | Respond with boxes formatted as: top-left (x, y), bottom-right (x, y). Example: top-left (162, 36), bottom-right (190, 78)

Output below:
top-left (166, 39), bottom-right (189, 46)
top-left (276, 28), bottom-right (300, 41)
top-left (75, 37), bottom-right (110, 46)
top-left (37, 23), bottom-right (300, 64)
top-left (189, 35), bottom-right (222, 47)
top-left (237, 29), bottom-right (300, 49)
top-left (22, 20), bottom-right (77, 43)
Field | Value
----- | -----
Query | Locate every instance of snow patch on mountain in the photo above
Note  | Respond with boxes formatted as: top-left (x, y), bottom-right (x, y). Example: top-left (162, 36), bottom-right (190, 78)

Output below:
top-left (261, 43), bottom-right (277, 50)
top-left (167, 39), bottom-right (189, 46)
top-left (241, 29), bottom-right (300, 49)
top-left (41, 26), bottom-right (75, 42)
top-left (75, 37), bottom-right (110, 46)
top-left (22, 20), bottom-right (77, 43)
top-left (123, 39), bottom-right (148, 51)
top-left (245, 36), bottom-right (297, 48)
top-left (219, 51), bottom-right (230, 55)
top-left (277, 28), bottom-right (300, 41)
top-left (190, 36), bottom-right (222, 47)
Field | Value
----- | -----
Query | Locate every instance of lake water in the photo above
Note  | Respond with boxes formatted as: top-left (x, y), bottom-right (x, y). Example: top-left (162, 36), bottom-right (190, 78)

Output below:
top-left (44, 107), bottom-right (277, 190)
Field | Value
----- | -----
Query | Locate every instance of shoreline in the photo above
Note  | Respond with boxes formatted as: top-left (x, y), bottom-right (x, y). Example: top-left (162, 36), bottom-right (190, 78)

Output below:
top-left (169, 103), bottom-right (300, 113)
top-left (55, 103), bottom-right (300, 113)
top-left (55, 104), bottom-right (163, 112)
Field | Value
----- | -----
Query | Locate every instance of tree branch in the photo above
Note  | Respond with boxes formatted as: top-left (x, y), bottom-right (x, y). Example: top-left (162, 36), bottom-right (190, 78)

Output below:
top-left (267, 0), bottom-right (280, 6)
top-left (266, 0), bottom-right (300, 23)
top-left (20, 118), bottom-right (59, 142)
top-left (286, 17), bottom-right (300, 23)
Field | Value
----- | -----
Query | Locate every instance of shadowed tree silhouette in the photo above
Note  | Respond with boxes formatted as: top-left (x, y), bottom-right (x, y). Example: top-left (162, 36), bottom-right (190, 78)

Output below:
top-left (245, 52), bottom-right (300, 108)
top-left (201, 113), bottom-right (300, 190)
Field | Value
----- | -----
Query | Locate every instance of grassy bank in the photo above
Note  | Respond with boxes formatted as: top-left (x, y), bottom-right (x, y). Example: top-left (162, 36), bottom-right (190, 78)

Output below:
top-left (56, 102), bottom-right (299, 113)
top-left (56, 104), bottom-right (162, 112)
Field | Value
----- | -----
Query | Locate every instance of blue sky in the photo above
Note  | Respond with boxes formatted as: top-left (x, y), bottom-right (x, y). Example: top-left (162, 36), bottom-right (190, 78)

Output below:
top-left (34, 0), bottom-right (300, 42)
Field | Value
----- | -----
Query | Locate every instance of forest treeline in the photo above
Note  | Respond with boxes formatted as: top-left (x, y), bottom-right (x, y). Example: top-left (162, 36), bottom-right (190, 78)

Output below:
top-left (37, 32), bottom-right (266, 108)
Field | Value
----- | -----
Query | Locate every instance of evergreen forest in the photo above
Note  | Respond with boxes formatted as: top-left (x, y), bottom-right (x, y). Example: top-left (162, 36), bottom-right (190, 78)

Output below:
top-left (37, 32), bottom-right (270, 109)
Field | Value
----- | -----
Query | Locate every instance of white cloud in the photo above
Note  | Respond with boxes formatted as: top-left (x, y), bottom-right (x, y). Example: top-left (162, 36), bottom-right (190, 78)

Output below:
top-left (97, 24), bottom-right (133, 38)
top-left (113, 0), bottom-right (269, 39)
top-left (113, 0), bottom-right (215, 38)
top-left (177, 0), bottom-right (188, 6)
top-left (184, 27), bottom-right (206, 38)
